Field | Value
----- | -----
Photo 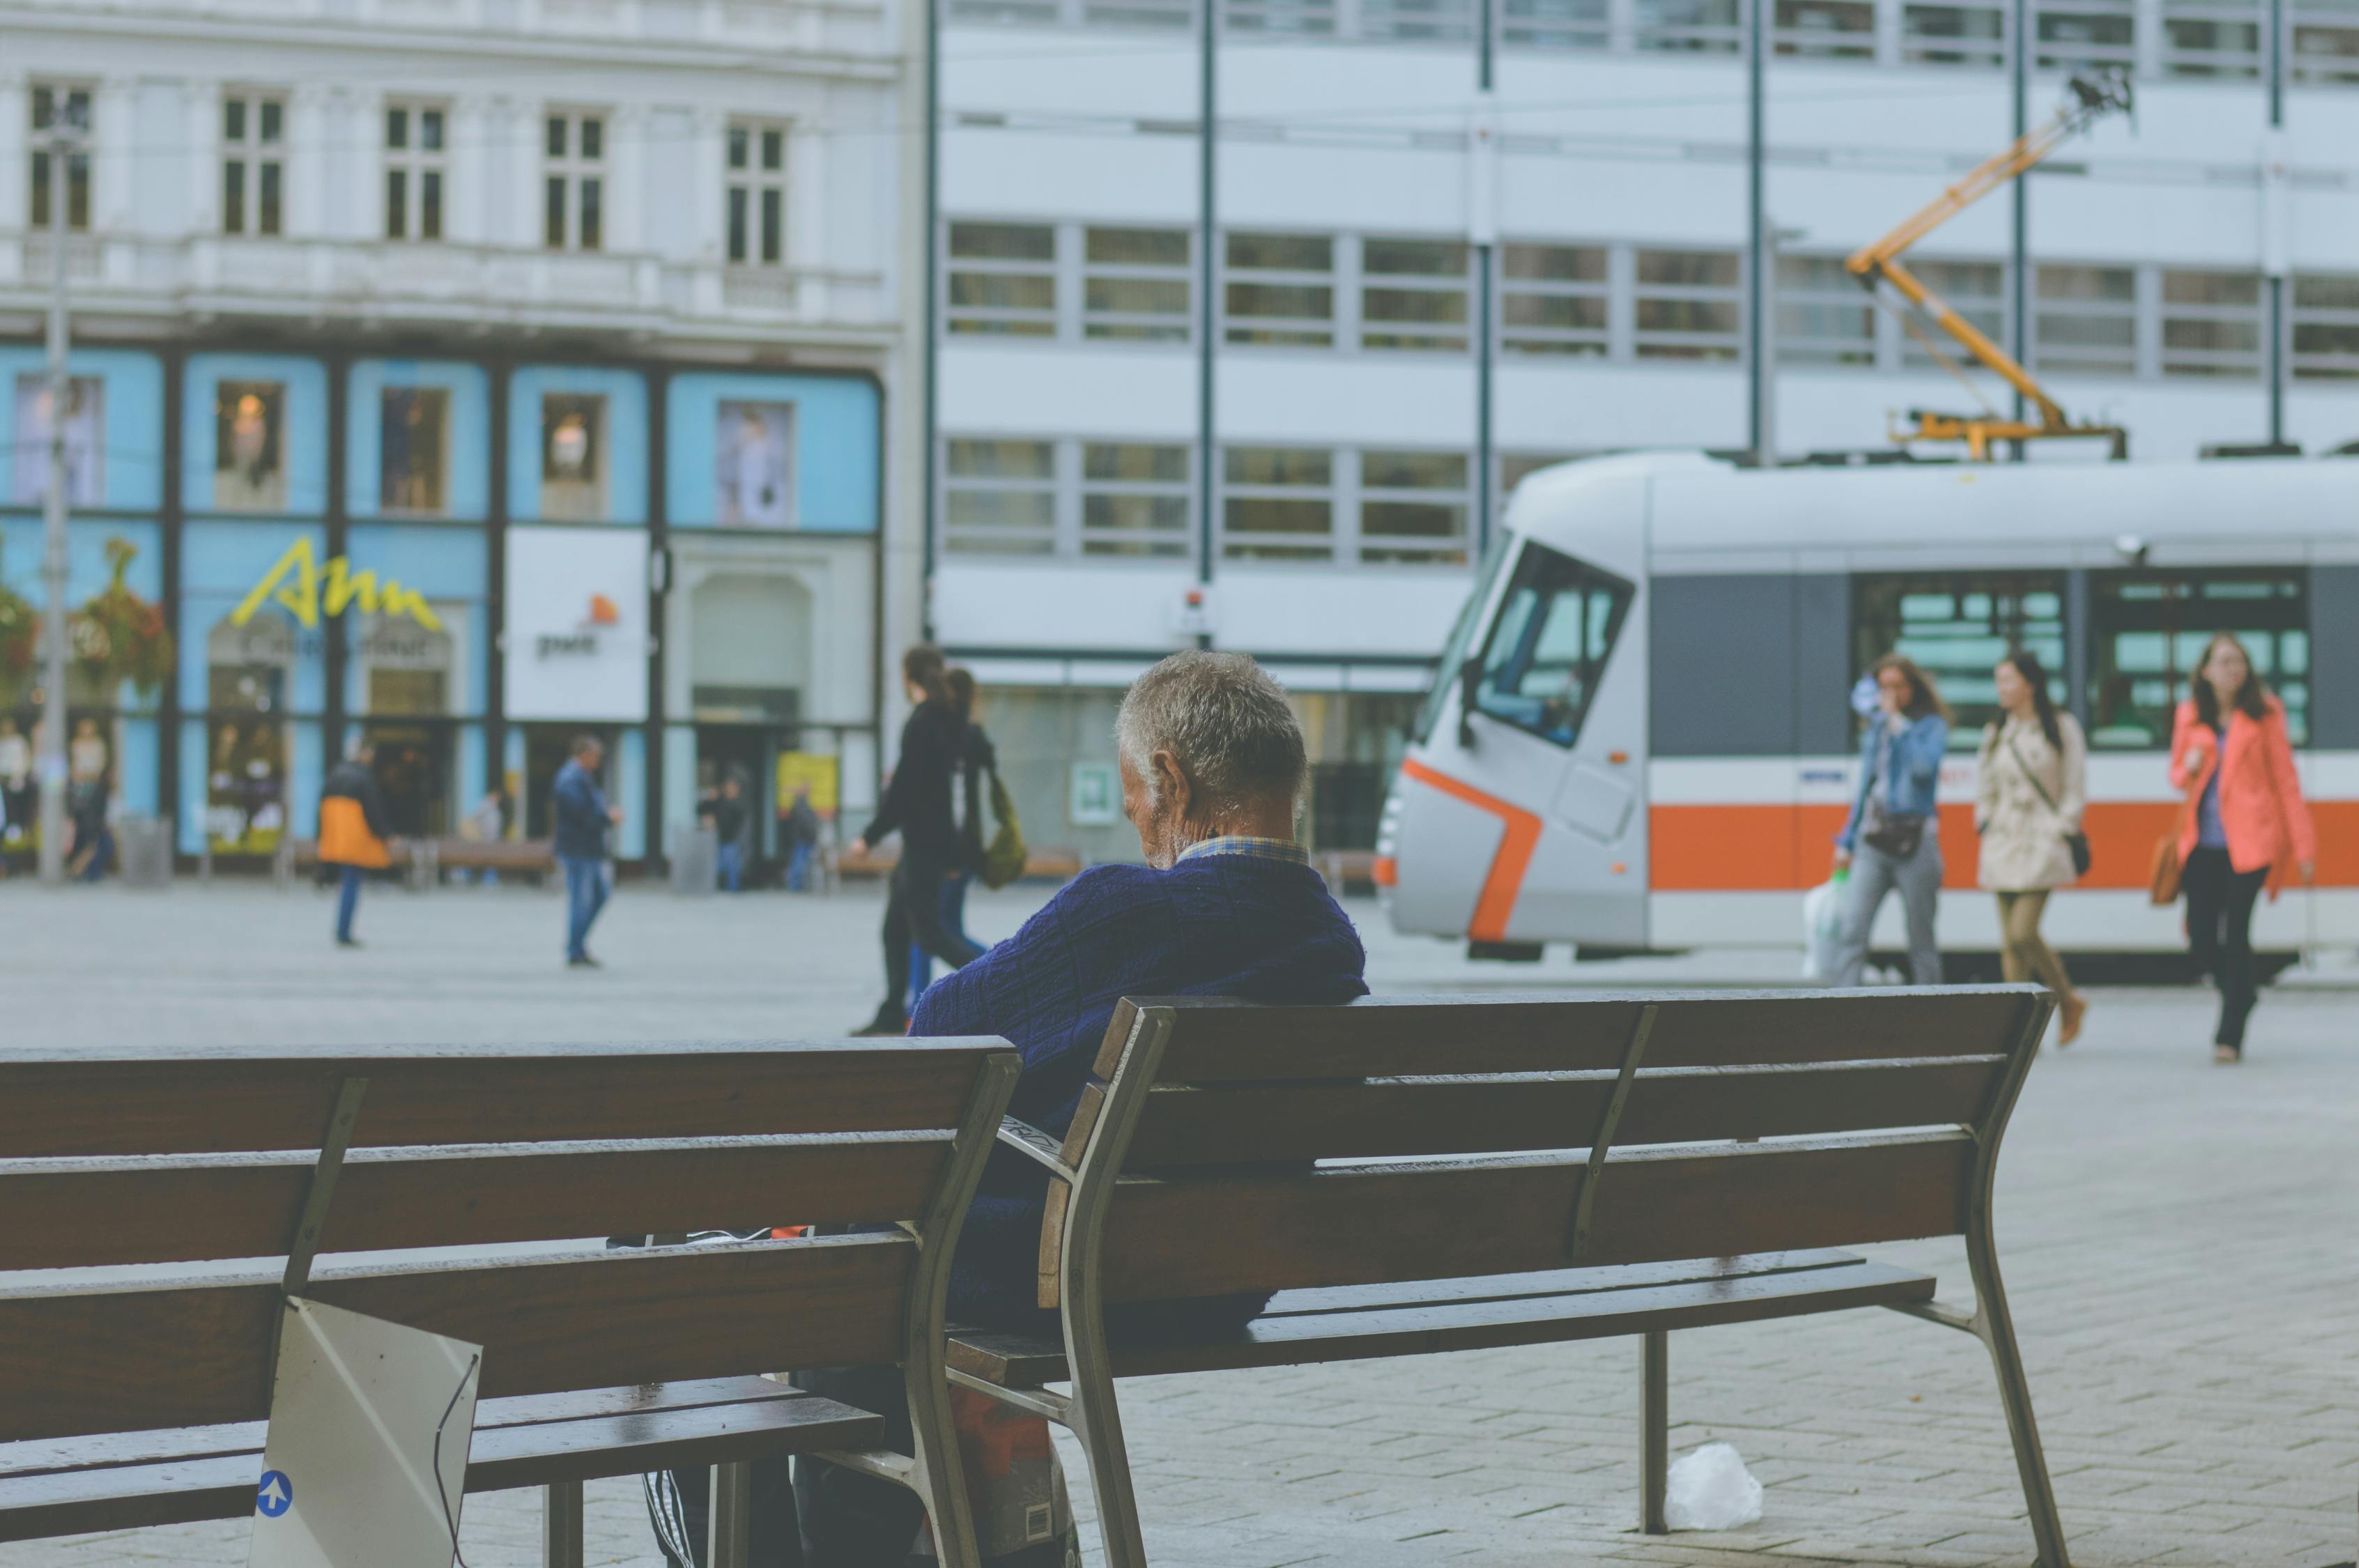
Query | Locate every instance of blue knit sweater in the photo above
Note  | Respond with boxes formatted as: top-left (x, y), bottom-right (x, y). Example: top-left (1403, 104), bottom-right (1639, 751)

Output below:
top-left (910, 853), bottom-right (1369, 1328)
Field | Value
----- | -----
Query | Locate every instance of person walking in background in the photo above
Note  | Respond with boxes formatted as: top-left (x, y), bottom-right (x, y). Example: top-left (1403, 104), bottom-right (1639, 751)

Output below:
top-left (907, 666), bottom-right (997, 1011)
top-left (318, 741), bottom-right (391, 948)
top-left (1829, 654), bottom-right (1952, 987)
top-left (2170, 631), bottom-right (2315, 1063)
top-left (1976, 649), bottom-right (2089, 1044)
top-left (708, 771), bottom-right (751, 893)
top-left (851, 647), bottom-right (986, 1035)
top-left (66, 769), bottom-right (114, 883)
top-left (783, 784), bottom-right (820, 892)
top-left (554, 735), bottom-right (622, 969)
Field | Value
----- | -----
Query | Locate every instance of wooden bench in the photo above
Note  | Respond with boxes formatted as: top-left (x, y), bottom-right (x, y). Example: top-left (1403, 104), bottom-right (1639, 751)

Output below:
top-left (951, 985), bottom-right (2066, 1568)
top-left (414, 836), bottom-right (558, 886)
top-left (0, 1037), bottom-right (1021, 1567)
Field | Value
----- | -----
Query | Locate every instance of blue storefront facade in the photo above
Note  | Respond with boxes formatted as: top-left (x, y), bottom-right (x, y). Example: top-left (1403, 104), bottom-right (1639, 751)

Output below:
top-left (0, 341), bottom-right (882, 873)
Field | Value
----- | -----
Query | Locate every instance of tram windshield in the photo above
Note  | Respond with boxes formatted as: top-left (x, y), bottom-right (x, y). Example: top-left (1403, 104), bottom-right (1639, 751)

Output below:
top-left (1463, 543), bottom-right (1634, 748)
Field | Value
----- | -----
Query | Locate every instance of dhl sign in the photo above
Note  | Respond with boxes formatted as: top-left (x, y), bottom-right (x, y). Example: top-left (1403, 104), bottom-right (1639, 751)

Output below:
top-left (230, 537), bottom-right (443, 633)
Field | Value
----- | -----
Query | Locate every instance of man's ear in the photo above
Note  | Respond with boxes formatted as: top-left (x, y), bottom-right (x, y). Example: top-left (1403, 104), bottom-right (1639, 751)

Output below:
top-left (1151, 749), bottom-right (1192, 824)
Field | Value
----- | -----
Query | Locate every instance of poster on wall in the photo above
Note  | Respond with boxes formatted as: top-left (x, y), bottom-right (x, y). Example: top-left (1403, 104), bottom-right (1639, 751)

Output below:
top-left (714, 401), bottom-right (794, 529)
top-left (540, 394), bottom-right (608, 522)
top-left (775, 751), bottom-right (838, 819)
top-left (503, 527), bottom-right (650, 722)
top-left (11, 374), bottom-right (104, 506)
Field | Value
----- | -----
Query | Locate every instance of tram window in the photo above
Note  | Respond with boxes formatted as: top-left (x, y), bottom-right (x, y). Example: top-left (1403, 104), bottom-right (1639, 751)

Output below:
top-left (2087, 570), bottom-right (2309, 749)
top-left (1467, 543), bottom-right (1634, 748)
top-left (1414, 530), bottom-right (1512, 744)
top-left (1853, 574), bottom-right (2066, 747)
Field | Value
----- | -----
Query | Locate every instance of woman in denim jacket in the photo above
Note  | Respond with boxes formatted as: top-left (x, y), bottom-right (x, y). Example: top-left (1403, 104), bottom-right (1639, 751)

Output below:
top-left (1829, 654), bottom-right (1952, 987)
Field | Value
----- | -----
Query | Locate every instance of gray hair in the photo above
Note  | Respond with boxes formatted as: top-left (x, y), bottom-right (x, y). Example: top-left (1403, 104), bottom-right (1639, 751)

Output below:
top-left (1115, 651), bottom-right (1307, 812)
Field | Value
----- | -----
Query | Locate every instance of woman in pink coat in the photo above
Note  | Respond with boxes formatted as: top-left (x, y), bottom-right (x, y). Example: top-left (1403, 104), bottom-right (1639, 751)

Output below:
top-left (2169, 631), bottom-right (2316, 1063)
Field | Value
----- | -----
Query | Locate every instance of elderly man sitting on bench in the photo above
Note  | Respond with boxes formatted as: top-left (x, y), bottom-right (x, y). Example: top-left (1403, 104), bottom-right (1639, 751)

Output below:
top-left (647, 651), bottom-right (1368, 1568)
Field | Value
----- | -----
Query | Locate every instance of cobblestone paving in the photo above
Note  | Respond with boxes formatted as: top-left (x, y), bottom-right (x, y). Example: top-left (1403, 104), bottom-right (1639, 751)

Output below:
top-left (2, 880), bottom-right (2353, 1567)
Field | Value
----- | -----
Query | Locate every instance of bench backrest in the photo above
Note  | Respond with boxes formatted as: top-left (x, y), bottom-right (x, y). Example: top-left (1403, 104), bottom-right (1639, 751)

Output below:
top-left (1038, 987), bottom-right (2050, 1308)
top-left (0, 1038), bottom-right (1017, 1445)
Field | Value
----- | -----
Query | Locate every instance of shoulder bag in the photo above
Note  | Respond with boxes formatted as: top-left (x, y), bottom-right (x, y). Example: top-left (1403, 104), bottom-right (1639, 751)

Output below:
top-left (1857, 727), bottom-right (1926, 858)
top-left (2149, 765), bottom-right (2201, 907)
top-left (978, 766), bottom-right (1028, 890)
top-left (2006, 731), bottom-right (2091, 878)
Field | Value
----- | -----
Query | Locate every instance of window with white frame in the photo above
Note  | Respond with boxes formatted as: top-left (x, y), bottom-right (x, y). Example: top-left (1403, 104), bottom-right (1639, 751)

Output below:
top-left (1898, 259), bottom-right (2007, 369)
top-left (1636, 0), bottom-right (1742, 52)
top-left (944, 439), bottom-right (1057, 554)
top-left (1503, 0), bottom-right (1609, 48)
top-left (1223, 0), bottom-right (1339, 32)
top-left (946, 222), bottom-right (1056, 336)
top-left (1633, 249), bottom-right (1742, 360)
top-left (1361, 0), bottom-right (1475, 42)
top-left (384, 102), bottom-right (447, 242)
top-left (1500, 243), bottom-right (1609, 357)
top-left (222, 93), bottom-right (284, 238)
top-left (2034, 264), bottom-right (2137, 377)
top-left (1902, 1), bottom-right (2008, 64)
top-left (545, 112), bottom-right (606, 252)
top-left (1083, 227), bottom-right (1190, 342)
top-left (1776, 256), bottom-right (1876, 367)
top-left (949, 0), bottom-right (1059, 17)
top-left (1360, 450), bottom-right (1469, 566)
top-left (1225, 233), bottom-right (1335, 348)
top-left (2293, 1), bottom-right (2359, 81)
top-left (1774, 0), bottom-right (1876, 56)
top-left (2292, 273), bottom-right (2359, 378)
top-left (1222, 447), bottom-right (1334, 560)
top-left (29, 84), bottom-right (92, 233)
top-left (1361, 238), bottom-right (1470, 353)
top-left (726, 122), bottom-right (788, 267)
top-left (2035, 0), bottom-right (2136, 69)
top-left (2160, 270), bottom-right (2262, 378)
top-left (1082, 443), bottom-right (1191, 558)
top-left (2162, 0), bottom-right (2261, 74)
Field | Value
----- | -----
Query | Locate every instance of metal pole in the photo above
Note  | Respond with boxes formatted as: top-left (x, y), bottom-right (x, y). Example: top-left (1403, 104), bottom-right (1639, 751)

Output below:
top-left (1196, 0), bottom-right (1217, 622)
top-left (1746, 0), bottom-right (1767, 461)
top-left (2267, 0), bottom-right (2286, 447)
top-left (2008, 0), bottom-right (2027, 455)
top-left (38, 121), bottom-right (82, 887)
top-left (921, 0), bottom-right (941, 638)
top-left (1474, 0), bottom-right (1495, 551)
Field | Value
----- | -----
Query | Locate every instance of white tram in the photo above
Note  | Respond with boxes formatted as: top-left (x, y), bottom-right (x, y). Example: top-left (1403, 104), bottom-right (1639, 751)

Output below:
top-left (1375, 452), bottom-right (2358, 962)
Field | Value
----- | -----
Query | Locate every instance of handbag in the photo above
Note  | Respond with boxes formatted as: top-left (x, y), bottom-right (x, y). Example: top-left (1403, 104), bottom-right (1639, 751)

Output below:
top-left (2149, 769), bottom-right (2202, 907)
top-left (1859, 794), bottom-right (1927, 859)
top-left (978, 767), bottom-right (1028, 891)
top-left (2005, 732), bottom-right (2091, 878)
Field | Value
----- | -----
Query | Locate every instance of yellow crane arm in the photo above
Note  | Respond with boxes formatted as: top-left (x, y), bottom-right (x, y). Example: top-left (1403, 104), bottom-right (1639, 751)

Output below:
top-left (1843, 70), bottom-right (2133, 440)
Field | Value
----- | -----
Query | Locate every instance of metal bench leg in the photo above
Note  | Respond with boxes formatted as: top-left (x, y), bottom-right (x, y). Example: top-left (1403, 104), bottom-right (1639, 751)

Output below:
top-left (541, 1479), bottom-right (584, 1568)
top-left (1968, 1233), bottom-right (2070, 1568)
top-left (1640, 1330), bottom-right (1669, 1534)
top-left (1067, 1337), bottom-right (1149, 1568)
top-left (708, 1459), bottom-right (753, 1568)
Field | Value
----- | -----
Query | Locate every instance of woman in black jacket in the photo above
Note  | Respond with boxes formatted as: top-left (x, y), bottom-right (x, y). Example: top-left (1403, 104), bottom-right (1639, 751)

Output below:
top-left (853, 646), bottom-right (988, 1033)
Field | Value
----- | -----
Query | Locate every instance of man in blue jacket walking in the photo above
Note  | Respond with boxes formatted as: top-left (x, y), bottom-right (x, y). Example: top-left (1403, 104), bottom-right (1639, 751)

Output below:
top-left (553, 734), bottom-right (621, 968)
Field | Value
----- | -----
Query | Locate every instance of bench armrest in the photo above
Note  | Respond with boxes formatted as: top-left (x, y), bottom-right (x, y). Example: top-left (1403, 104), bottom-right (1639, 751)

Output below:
top-left (997, 1116), bottom-right (1077, 1181)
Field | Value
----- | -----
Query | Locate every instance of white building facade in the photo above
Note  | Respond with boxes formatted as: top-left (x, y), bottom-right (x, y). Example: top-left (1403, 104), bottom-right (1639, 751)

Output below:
top-left (930, 0), bottom-right (2359, 860)
top-left (0, 0), bottom-right (924, 873)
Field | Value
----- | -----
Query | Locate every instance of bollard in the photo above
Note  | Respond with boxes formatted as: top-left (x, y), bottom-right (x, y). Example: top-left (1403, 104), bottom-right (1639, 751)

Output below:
top-left (669, 823), bottom-right (718, 898)
top-left (116, 815), bottom-right (171, 889)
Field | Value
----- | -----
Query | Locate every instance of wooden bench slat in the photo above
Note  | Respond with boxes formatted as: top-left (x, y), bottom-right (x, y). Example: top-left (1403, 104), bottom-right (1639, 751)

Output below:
top-left (0, 1237), bottom-right (912, 1443)
top-left (0, 1386), bottom-right (885, 1544)
top-left (1105, 989), bottom-right (2038, 1081)
top-left (4, 1136), bottom-right (948, 1270)
top-left (953, 1252), bottom-right (1937, 1388)
top-left (1088, 1133), bottom-right (1972, 1303)
top-left (0, 1376), bottom-right (813, 1481)
top-left (1119, 1056), bottom-right (2007, 1166)
top-left (0, 1040), bottom-right (1009, 1157)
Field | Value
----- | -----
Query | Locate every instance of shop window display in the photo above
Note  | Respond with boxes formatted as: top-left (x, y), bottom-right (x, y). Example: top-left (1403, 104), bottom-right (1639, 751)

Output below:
top-left (206, 616), bottom-right (294, 853)
top-left (10, 374), bottom-right (104, 506)
top-left (381, 387), bottom-right (451, 514)
top-left (715, 401), bottom-right (795, 528)
top-left (213, 381), bottom-right (286, 511)
top-left (540, 394), bottom-right (608, 521)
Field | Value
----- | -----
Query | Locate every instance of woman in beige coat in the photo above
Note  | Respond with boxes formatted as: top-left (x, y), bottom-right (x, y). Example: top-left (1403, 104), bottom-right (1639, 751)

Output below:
top-left (1976, 649), bottom-right (2089, 1043)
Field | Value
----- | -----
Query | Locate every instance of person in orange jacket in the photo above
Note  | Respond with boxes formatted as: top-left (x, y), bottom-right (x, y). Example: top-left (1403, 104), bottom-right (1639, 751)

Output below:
top-left (319, 741), bottom-right (393, 949)
top-left (2169, 631), bottom-right (2316, 1063)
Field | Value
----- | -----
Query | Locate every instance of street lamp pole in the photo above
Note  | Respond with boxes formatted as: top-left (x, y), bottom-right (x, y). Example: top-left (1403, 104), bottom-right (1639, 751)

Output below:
top-left (37, 116), bottom-right (84, 887)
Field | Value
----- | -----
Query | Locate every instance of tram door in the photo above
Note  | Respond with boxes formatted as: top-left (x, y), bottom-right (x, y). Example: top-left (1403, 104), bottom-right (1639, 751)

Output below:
top-left (1390, 475), bottom-right (1650, 949)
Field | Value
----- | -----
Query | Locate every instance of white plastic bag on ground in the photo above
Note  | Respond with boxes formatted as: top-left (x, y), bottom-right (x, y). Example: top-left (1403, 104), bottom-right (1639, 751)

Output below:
top-left (1800, 873), bottom-right (1848, 981)
top-left (1663, 1441), bottom-right (1764, 1530)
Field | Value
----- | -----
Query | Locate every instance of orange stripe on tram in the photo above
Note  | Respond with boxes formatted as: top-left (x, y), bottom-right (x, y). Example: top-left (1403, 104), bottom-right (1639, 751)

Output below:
top-left (1398, 758), bottom-right (1543, 943)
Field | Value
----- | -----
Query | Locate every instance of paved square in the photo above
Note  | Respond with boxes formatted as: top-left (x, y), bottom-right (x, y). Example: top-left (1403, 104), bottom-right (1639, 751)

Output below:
top-left (1, 877), bottom-right (2353, 1567)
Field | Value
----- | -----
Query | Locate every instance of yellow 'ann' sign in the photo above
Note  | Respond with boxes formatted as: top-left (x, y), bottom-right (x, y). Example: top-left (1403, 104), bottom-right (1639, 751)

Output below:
top-left (230, 537), bottom-right (443, 632)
